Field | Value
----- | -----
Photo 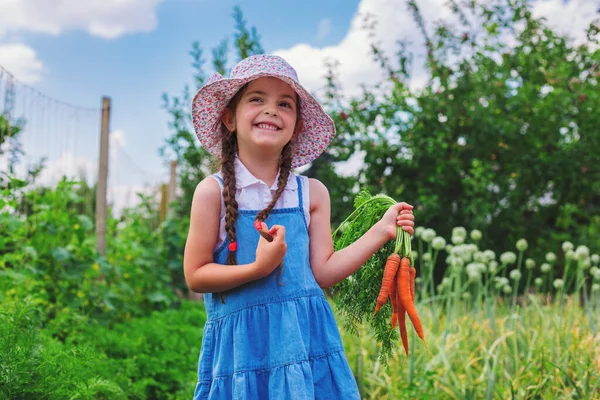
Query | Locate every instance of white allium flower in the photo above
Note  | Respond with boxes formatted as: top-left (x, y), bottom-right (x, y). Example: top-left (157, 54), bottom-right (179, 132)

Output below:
top-left (500, 251), bottom-right (517, 265)
top-left (525, 258), bottom-right (536, 269)
top-left (476, 263), bottom-right (487, 274)
top-left (494, 277), bottom-right (508, 289)
top-left (451, 245), bottom-right (464, 257)
top-left (575, 245), bottom-right (590, 261)
top-left (562, 241), bottom-right (574, 252)
top-left (545, 252), bottom-right (557, 263)
top-left (451, 235), bottom-right (465, 245)
top-left (516, 239), bottom-right (528, 252)
top-left (534, 277), bottom-right (543, 286)
top-left (466, 262), bottom-right (478, 274)
top-left (591, 254), bottom-right (600, 264)
top-left (470, 229), bottom-right (482, 241)
top-left (510, 269), bottom-right (522, 281)
top-left (540, 263), bottom-right (551, 273)
top-left (437, 284), bottom-right (445, 293)
top-left (445, 244), bottom-right (453, 253)
top-left (565, 249), bottom-right (576, 261)
top-left (466, 244), bottom-right (479, 254)
top-left (592, 283), bottom-right (600, 292)
top-left (462, 292), bottom-right (471, 300)
top-left (432, 236), bottom-right (446, 250)
top-left (590, 266), bottom-right (599, 278)
top-left (488, 261), bottom-right (498, 274)
top-left (553, 279), bottom-right (564, 289)
top-left (467, 270), bottom-right (481, 282)
top-left (503, 285), bottom-right (512, 294)
top-left (422, 252), bottom-right (432, 262)
top-left (442, 277), bottom-right (451, 287)
top-left (581, 259), bottom-right (591, 270)
top-left (452, 227), bottom-right (467, 239)
top-left (415, 277), bottom-right (422, 284)
top-left (483, 250), bottom-right (496, 262)
top-left (422, 228), bottom-right (436, 243)
top-left (415, 227), bottom-right (424, 238)
top-left (446, 255), bottom-right (463, 268)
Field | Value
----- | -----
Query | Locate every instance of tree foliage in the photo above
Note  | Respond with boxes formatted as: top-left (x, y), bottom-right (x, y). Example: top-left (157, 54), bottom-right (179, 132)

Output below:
top-left (322, 0), bottom-right (599, 262)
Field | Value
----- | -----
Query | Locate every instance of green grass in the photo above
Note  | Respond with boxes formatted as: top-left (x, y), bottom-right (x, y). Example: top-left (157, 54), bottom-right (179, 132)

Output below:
top-left (338, 295), bottom-right (600, 399)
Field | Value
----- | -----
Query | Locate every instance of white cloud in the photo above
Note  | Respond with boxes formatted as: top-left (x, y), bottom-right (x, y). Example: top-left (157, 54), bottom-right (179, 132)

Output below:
top-left (531, 0), bottom-right (598, 44)
top-left (317, 18), bottom-right (333, 41)
top-left (0, 0), bottom-right (163, 39)
top-left (110, 129), bottom-right (126, 150)
top-left (274, 0), bottom-right (597, 99)
top-left (0, 43), bottom-right (45, 83)
top-left (108, 183), bottom-right (159, 216)
top-left (36, 151), bottom-right (97, 186)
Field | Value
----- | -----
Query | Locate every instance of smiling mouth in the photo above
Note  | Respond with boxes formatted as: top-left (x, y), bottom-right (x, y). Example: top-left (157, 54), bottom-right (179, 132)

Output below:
top-left (254, 123), bottom-right (280, 131)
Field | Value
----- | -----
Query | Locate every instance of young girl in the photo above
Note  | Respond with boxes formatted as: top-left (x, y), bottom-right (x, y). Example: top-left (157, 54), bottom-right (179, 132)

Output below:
top-left (184, 54), bottom-right (414, 399)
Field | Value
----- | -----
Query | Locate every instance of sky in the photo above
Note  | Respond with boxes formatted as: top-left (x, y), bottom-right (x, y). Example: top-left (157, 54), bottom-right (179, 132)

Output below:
top-left (0, 0), bottom-right (597, 211)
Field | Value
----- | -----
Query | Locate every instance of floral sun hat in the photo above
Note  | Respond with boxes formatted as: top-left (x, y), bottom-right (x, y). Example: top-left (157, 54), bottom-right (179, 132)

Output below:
top-left (191, 54), bottom-right (336, 169)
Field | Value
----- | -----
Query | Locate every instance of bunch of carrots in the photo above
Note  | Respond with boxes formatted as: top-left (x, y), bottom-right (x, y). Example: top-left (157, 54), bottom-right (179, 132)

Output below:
top-left (332, 190), bottom-right (427, 359)
top-left (373, 229), bottom-right (426, 356)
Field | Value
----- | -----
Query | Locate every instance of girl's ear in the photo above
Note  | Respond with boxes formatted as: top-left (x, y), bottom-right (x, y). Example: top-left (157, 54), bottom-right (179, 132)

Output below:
top-left (221, 108), bottom-right (236, 132)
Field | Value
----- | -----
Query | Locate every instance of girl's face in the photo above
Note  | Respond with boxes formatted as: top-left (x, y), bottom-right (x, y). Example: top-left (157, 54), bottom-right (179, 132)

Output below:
top-left (222, 77), bottom-right (300, 158)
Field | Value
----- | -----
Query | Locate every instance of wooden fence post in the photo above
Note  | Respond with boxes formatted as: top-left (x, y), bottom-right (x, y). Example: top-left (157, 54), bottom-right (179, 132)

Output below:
top-left (96, 97), bottom-right (110, 256)
top-left (159, 183), bottom-right (168, 223)
top-left (168, 160), bottom-right (177, 204)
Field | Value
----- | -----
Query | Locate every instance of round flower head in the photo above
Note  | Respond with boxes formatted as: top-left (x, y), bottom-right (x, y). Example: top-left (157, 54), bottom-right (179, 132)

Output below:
top-left (192, 54), bottom-right (335, 168)
top-left (545, 252), bottom-right (557, 263)
top-left (516, 239), bottom-right (528, 252)
top-left (470, 229), bottom-right (482, 241)
top-left (432, 236), bottom-right (446, 250)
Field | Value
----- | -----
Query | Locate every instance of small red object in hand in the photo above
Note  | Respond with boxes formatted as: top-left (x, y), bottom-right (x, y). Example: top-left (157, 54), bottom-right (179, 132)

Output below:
top-left (228, 242), bottom-right (237, 251)
top-left (254, 221), bottom-right (262, 231)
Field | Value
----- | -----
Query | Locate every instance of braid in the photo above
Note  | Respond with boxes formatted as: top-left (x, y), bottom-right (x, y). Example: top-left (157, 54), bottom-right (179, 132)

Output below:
top-left (255, 142), bottom-right (294, 223)
top-left (221, 132), bottom-right (239, 266)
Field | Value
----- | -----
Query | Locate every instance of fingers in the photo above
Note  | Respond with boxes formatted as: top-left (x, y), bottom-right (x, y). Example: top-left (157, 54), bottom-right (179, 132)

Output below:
top-left (396, 202), bottom-right (413, 211)
top-left (401, 226), bottom-right (415, 236)
top-left (269, 224), bottom-right (286, 240)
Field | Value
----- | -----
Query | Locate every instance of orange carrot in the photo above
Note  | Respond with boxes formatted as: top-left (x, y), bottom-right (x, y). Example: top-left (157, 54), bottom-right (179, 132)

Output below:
top-left (390, 272), bottom-right (398, 328)
top-left (399, 257), bottom-right (425, 342)
top-left (396, 269), bottom-right (409, 356)
top-left (373, 253), bottom-right (401, 315)
top-left (410, 266), bottom-right (416, 302)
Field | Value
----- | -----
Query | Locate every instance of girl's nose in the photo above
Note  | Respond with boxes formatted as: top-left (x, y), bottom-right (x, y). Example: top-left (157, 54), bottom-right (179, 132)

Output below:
top-left (264, 105), bottom-right (278, 116)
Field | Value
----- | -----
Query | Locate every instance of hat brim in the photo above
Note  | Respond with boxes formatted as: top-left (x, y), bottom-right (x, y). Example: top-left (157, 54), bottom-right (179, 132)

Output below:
top-left (192, 73), bottom-right (335, 169)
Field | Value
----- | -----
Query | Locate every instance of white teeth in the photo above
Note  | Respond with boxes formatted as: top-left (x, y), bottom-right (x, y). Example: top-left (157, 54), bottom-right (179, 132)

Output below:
top-left (256, 123), bottom-right (278, 130)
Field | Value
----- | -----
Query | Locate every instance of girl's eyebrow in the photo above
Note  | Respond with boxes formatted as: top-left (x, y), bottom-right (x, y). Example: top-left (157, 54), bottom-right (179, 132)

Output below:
top-left (245, 90), bottom-right (296, 103)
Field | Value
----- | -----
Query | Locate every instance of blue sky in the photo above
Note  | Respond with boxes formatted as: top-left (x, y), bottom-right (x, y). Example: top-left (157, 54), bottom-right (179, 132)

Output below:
top-left (1, 0), bottom-right (359, 183)
top-left (0, 0), bottom-right (596, 210)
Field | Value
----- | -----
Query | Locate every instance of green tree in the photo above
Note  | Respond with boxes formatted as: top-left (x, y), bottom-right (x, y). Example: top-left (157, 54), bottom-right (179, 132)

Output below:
top-left (335, 0), bottom-right (599, 262)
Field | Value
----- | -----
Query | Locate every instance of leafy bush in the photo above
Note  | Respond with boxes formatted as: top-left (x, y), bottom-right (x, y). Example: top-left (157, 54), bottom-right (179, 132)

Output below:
top-left (0, 299), bottom-right (206, 400)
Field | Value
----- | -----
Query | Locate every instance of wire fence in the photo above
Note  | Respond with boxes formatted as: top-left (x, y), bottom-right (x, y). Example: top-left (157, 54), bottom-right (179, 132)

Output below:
top-left (0, 64), bottom-right (171, 231)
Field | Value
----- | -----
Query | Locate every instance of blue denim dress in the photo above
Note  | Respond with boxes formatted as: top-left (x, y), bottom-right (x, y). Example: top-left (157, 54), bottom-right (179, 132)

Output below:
top-left (194, 175), bottom-right (360, 399)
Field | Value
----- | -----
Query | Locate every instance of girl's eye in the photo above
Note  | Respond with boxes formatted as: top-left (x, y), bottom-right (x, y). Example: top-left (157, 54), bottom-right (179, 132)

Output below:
top-left (279, 102), bottom-right (292, 108)
top-left (249, 97), bottom-right (262, 103)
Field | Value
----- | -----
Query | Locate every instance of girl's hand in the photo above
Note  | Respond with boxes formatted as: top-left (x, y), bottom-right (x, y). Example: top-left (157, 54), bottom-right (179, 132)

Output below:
top-left (379, 202), bottom-right (414, 241)
top-left (253, 222), bottom-right (287, 279)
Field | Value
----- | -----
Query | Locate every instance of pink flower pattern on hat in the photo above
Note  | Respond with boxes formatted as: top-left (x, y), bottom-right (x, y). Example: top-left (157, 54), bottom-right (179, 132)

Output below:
top-left (192, 54), bottom-right (336, 169)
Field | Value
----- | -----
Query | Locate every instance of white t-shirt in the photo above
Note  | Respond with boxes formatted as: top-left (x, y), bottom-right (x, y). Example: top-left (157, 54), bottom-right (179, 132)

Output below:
top-left (211, 157), bottom-right (311, 248)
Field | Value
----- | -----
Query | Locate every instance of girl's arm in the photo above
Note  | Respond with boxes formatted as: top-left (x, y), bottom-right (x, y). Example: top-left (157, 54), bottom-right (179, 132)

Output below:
top-left (308, 178), bottom-right (413, 288)
top-left (183, 178), bottom-right (286, 293)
